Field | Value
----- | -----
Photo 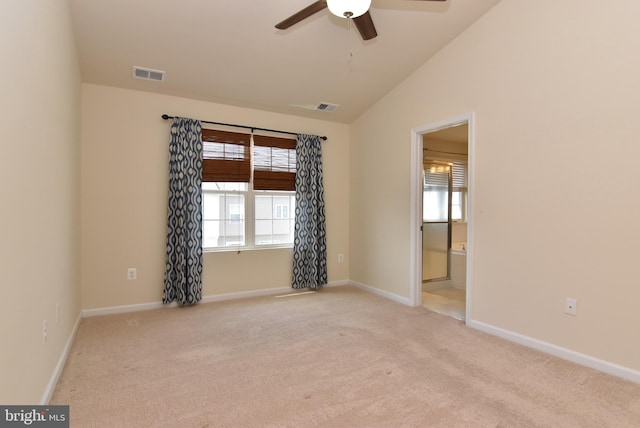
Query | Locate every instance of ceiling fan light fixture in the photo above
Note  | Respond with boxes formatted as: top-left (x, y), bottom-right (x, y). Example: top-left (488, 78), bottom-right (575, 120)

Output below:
top-left (326, 0), bottom-right (371, 18)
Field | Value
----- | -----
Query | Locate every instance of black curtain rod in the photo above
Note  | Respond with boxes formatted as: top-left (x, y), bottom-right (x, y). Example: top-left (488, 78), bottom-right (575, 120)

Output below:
top-left (161, 114), bottom-right (327, 141)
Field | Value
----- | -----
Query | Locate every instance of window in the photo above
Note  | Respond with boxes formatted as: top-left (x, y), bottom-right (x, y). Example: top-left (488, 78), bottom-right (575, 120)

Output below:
top-left (201, 129), bottom-right (296, 250)
top-left (255, 194), bottom-right (295, 245)
top-left (452, 162), bottom-right (468, 222)
top-left (274, 204), bottom-right (289, 219)
top-left (229, 203), bottom-right (243, 223)
top-left (423, 163), bottom-right (450, 222)
top-left (202, 182), bottom-right (247, 248)
top-left (423, 162), bottom-right (468, 222)
top-left (451, 191), bottom-right (465, 221)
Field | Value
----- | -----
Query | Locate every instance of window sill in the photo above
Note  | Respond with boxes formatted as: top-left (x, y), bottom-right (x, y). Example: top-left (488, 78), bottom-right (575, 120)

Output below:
top-left (203, 244), bottom-right (293, 254)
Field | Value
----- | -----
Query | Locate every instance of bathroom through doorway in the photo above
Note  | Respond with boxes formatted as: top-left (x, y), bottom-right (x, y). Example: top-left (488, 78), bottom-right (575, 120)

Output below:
top-left (410, 114), bottom-right (473, 322)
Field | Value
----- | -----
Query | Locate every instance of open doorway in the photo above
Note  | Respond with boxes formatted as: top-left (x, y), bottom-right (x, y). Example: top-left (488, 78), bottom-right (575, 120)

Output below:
top-left (410, 114), bottom-right (473, 324)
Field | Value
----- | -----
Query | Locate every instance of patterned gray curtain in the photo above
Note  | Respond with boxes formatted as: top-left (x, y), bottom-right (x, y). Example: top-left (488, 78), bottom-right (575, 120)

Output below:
top-left (163, 118), bottom-right (203, 305)
top-left (292, 134), bottom-right (327, 289)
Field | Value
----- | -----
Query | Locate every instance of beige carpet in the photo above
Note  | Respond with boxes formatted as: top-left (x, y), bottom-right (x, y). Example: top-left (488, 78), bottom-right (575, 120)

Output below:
top-left (51, 286), bottom-right (640, 427)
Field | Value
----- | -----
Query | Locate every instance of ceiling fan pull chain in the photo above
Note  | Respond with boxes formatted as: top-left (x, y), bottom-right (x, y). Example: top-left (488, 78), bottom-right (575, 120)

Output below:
top-left (347, 18), bottom-right (354, 63)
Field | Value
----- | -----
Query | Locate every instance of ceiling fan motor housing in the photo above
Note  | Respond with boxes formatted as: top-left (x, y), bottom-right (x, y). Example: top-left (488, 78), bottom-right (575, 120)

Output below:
top-left (326, 0), bottom-right (372, 19)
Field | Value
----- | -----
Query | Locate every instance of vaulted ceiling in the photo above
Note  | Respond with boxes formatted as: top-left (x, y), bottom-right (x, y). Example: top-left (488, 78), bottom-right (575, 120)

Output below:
top-left (70, 0), bottom-right (502, 123)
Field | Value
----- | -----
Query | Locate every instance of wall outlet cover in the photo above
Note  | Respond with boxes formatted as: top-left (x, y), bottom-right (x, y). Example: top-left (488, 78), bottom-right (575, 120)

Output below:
top-left (565, 298), bottom-right (577, 316)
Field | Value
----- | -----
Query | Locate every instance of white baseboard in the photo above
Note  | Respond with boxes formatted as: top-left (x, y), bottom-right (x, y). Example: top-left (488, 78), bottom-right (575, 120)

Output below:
top-left (82, 281), bottom-right (351, 318)
top-left (41, 312), bottom-right (82, 405)
top-left (82, 300), bottom-right (167, 317)
top-left (326, 280), bottom-right (350, 287)
top-left (467, 319), bottom-right (640, 384)
top-left (201, 281), bottom-right (348, 302)
top-left (350, 280), bottom-right (412, 306)
top-left (200, 286), bottom-right (292, 304)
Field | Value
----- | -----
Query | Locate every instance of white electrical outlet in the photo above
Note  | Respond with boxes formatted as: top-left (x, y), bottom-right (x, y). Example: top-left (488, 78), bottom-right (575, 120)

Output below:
top-left (127, 268), bottom-right (137, 280)
top-left (338, 254), bottom-right (344, 263)
top-left (43, 319), bottom-right (48, 343)
top-left (565, 298), bottom-right (577, 316)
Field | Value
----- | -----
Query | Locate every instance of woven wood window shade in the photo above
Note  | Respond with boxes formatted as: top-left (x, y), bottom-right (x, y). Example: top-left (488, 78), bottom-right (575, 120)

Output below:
top-left (201, 128), bottom-right (251, 182)
top-left (253, 135), bottom-right (297, 191)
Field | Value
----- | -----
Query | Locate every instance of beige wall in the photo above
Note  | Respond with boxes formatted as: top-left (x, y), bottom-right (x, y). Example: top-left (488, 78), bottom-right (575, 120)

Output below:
top-left (0, 0), bottom-right (81, 403)
top-left (80, 84), bottom-right (350, 309)
top-left (5, 0), bottom-right (638, 404)
top-left (350, 0), bottom-right (640, 371)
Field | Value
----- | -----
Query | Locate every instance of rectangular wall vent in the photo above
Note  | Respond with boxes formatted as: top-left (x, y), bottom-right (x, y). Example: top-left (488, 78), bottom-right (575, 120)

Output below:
top-left (132, 66), bottom-right (165, 82)
top-left (315, 102), bottom-right (340, 112)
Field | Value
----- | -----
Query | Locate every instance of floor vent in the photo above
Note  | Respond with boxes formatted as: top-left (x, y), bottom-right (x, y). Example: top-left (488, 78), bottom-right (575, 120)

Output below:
top-left (315, 102), bottom-right (340, 112)
top-left (132, 66), bottom-right (165, 82)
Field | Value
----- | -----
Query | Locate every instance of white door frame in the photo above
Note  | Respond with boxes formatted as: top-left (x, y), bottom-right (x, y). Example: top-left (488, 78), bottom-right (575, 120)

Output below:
top-left (409, 113), bottom-right (475, 323)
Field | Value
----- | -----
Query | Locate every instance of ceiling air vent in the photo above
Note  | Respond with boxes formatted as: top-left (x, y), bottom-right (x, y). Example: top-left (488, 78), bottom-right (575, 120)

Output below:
top-left (314, 102), bottom-right (340, 112)
top-left (132, 66), bottom-right (165, 82)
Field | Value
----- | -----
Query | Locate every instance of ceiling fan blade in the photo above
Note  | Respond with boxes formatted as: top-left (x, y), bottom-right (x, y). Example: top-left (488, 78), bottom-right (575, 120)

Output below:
top-left (353, 11), bottom-right (377, 40)
top-left (275, 1), bottom-right (328, 30)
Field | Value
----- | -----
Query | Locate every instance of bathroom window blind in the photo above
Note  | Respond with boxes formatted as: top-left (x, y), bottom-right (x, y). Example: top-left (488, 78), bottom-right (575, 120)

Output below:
top-left (424, 162), bottom-right (468, 190)
top-left (452, 162), bottom-right (468, 191)
top-left (424, 164), bottom-right (450, 188)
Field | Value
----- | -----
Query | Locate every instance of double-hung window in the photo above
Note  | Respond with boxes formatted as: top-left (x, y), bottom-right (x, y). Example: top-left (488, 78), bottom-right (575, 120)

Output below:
top-left (451, 162), bottom-right (468, 222)
top-left (201, 129), bottom-right (296, 250)
top-left (423, 161), bottom-right (468, 222)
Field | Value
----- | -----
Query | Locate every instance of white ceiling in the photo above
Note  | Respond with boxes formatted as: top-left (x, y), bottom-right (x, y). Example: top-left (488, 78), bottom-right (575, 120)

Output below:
top-left (70, 0), bottom-right (501, 123)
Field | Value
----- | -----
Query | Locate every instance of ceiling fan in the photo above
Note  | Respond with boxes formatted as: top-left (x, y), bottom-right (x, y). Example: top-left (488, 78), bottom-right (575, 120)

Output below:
top-left (275, 0), bottom-right (446, 41)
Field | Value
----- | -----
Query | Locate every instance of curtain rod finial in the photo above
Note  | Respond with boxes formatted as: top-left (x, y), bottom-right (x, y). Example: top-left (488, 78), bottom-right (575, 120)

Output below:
top-left (161, 114), bottom-right (171, 120)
